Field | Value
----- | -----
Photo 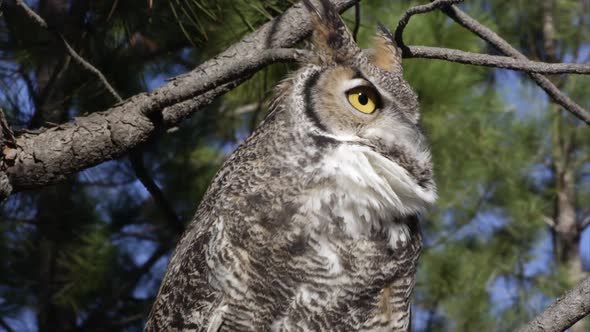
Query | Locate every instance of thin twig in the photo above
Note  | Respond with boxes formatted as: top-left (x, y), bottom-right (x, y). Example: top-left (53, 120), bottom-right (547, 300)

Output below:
top-left (394, 0), bottom-right (464, 55)
top-left (113, 313), bottom-right (146, 327)
top-left (60, 36), bottom-right (122, 101)
top-left (106, 0), bottom-right (120, 22)
top-left (392, 0), bottom-right (590, 125)
top-left (405, 46), bottom-right (590, 74)
top-left (14, 0), bottom-right (122, 102)
top-left (13, 0), bottom-right (47, 28)
top-left (129, 151), bottom-right (184, 234)
top-left (516, 276), bottom-right (590, 332)
top-left (16, 0), bottom-right (185, 234)
top-left (441, 5), bottom-right (590, 125)
top-left (5, 0), bottom-right (358, 193)
top-left (352, 0), bottom-right (361, 41)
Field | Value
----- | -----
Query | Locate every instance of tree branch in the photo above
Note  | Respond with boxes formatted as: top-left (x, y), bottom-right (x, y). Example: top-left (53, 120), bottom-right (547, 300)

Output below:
top-left (394, 0), bottom-right (465, 55)
top-left (4, 0), bottom-right (590, 198)
top-left (440, 5), bottom-right (590, 125)
top-left (393, 0), bottom-right (590, 125)
top-left (405, 46), bottom-right (590, 74)
top-left (59, 35), bottom-right (122, 101)
top-left (0, 109), bottom-right (15, 201)
top-left (4, 0), bottom-right (357, 195)
top-left (516, 276), bottom-right (590, 332)
top-left (14, 0), bottom-right (188, 234)
top-left (12, 0), bottom-right (47, 29)
top-left (352, 0), bottom-right (361, 41)
top-left (541, 215), bottom-right (556, 228)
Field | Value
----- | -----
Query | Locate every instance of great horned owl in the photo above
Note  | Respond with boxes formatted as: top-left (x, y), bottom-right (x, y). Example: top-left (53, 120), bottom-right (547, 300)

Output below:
top-left (145, 0), bottom-right (436, 331)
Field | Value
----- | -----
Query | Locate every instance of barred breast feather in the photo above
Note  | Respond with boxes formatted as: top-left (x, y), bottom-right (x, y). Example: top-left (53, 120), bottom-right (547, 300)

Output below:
top-left (145, 1), bottom-right (436, 331)
top-left (145, 101), bottom-right (432, 332)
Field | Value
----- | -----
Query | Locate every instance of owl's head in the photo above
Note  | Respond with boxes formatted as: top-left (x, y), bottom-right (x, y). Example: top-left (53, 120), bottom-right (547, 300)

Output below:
top-left (271, 0), bottom-right (436, 214)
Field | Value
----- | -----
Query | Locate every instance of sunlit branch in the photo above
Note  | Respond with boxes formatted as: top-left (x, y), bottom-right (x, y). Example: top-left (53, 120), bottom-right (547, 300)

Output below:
top-left (440, 4), bottom-right (590, 125)
top-left (516, 276), bottom-right (590, 332)
top-left (405, 46), bottom-right (590, 74)
top-left (392, 0), bottom-right (590, 125)
top-left (394, 0), bottom-right (465, 55)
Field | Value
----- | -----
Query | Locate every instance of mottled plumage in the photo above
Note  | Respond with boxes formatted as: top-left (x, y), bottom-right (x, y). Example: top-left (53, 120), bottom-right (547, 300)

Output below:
top-left (145, 1), bottom-right (436, 331)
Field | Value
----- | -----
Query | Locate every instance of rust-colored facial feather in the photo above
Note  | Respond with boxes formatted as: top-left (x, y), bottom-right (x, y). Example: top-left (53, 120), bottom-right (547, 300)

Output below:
top-left (371, 26), bottom-right (404, 73)
top-left (313, 67), bottom-right (369, 135)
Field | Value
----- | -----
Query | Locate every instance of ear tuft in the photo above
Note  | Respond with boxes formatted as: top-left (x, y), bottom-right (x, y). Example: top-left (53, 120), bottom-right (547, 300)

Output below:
top-left (302, 0), bottom-right (322, 19)
top-left (377, 23), bottom-right (395, 42)
top-left (302, 0), bottom-right (360, 64)
top-left (371, 23), bottom-right (403, 73)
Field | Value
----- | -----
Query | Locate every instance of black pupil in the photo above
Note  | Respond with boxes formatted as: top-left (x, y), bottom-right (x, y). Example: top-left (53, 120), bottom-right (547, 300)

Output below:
top-left (358, 93), bottom-right (369, 105)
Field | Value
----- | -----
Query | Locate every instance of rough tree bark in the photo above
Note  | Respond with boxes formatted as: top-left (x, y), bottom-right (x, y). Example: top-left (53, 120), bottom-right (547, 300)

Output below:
top-left (1, 0), bottom-right (356, 196)
top-left (0, 109), bottom-right (15, 201)
top-left (517, 276), bottom-right (590, 332)
top-left (2, 0), bottom-right (590, 203)
top-left (12, 0), bottom-right (89, 329)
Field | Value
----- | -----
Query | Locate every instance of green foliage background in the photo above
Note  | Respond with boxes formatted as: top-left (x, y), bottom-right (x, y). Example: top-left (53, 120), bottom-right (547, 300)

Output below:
top-left (0, 0), bottom-right (588, 331)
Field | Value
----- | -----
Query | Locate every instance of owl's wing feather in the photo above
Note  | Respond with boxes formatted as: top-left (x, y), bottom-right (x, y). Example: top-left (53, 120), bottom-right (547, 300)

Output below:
top-left (145, 108), bottom-right (301, 331)
top-left (144, 203), bottom-right (222, 331)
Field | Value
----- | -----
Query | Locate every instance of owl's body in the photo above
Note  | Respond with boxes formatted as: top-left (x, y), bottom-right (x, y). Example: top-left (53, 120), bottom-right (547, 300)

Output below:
top-left (145, 1), bottom-right (435, 331)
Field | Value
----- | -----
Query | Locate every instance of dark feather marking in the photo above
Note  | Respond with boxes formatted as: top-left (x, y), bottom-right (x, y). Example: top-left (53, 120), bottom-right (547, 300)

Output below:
top-left (301, 0), bottom-right (321, 18)
top-left (327, 32), bottom-right (343, 49)
top-left (303, 69), bottom-right (328, 132)
top-left (310, 134), bottom-right (338, 148)
top-left (377, 22), bottom-right (395, 42)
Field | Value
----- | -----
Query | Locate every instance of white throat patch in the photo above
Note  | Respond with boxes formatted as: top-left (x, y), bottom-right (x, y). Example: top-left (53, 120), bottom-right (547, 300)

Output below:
top-left (297, 142), bottom-right (436, 248)
top-left (321, 143), bottom-right (436, 217)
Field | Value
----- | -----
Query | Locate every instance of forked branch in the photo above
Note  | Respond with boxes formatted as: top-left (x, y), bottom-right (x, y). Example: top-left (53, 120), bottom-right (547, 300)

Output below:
top-left (394, 0), bottom-right (590, 125)
top-left (14, 0), bottom-right (185, 230)
top-left (394, 0), bottom-right (465, 55)
top-left (2, 0), bottom-right (358, 196)
top-left (441, 4), bottom-right (590, 125)
top-left (3, 0), bottom-right (590, 198)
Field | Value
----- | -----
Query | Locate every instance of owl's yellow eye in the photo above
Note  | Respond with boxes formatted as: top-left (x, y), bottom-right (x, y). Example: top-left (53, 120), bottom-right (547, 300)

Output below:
top-left (346, 87), bottom-right (379, 114)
